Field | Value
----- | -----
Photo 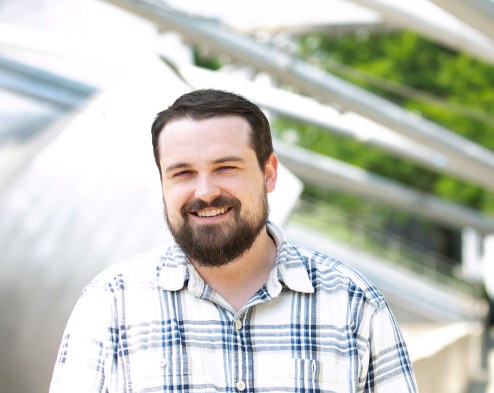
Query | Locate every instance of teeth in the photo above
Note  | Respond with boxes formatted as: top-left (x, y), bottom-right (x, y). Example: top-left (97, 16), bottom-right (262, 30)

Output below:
top-left (197, 207), bottom-right (227, 217)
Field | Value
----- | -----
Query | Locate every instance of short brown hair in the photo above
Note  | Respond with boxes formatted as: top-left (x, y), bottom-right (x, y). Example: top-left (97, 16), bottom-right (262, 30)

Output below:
top-left (151, 89), bottom-right (273, 176)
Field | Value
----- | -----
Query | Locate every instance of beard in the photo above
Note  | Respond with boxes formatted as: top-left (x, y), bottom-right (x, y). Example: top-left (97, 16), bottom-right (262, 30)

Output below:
top-left (164, 192), bottom-right (269, 268)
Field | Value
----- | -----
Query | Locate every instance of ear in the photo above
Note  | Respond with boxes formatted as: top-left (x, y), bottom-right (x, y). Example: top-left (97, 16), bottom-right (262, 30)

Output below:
top-left (264, 154), bottom-right (278, 193)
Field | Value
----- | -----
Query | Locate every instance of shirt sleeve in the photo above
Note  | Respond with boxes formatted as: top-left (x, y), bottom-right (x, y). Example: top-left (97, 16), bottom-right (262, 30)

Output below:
top-left (49, 283), bottom-right (118, 393)
top-left (360, 301), bottom-right (418, 393)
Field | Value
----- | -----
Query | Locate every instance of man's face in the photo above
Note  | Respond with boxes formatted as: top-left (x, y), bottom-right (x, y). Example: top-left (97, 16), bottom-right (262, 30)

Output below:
top-left (158, 115), bottom-right (277, 267)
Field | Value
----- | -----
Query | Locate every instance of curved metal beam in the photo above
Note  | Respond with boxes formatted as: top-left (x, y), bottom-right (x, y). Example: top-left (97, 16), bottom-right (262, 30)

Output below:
top-left (431, 0), bottom-right (494, 42)
top-left (275, 140), bottom-right (494, 235)
top-left (351, 0), bottom-right (494, 65)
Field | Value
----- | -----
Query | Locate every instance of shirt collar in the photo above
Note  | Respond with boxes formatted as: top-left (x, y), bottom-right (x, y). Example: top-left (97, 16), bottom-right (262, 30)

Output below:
top-left (266, 222), bottom-right (314, 295)
top-left (157, 222), bottom-right (314, 295)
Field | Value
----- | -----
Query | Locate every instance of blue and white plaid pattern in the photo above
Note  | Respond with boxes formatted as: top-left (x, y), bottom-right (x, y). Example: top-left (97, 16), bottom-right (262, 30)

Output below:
top-left (50, 223), bottom-right (418, 393)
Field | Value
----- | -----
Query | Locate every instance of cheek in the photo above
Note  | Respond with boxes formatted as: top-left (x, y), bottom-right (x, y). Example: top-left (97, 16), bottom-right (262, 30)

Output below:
top-left (162, 189), bottom-right (185, 217)
top-left (226, 173), bottom-right (262, 192)
top-left (163, 182), bottom-right (190, 204)
top-left (238, 180), bottom-right (267, 208)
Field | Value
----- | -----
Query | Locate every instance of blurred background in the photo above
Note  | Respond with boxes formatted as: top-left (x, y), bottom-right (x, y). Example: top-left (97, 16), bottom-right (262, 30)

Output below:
top-left (1, 0), bottom-right (494, 392)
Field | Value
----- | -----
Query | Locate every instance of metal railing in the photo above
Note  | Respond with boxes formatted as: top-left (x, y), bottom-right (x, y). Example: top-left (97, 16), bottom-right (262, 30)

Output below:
top-left (288, 196), bottom-right (483, 297)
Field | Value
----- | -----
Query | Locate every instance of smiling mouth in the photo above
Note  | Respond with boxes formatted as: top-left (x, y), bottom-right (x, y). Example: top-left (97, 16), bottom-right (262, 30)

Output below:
top-left (193, 207), bottom-right (231, 218)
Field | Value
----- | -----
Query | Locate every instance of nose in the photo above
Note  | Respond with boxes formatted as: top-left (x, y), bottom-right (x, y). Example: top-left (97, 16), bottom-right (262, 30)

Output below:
top-left (194, 174), bottom-right (221, 202)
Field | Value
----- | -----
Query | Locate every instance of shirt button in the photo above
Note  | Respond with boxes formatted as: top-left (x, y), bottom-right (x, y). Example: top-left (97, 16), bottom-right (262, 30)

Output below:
top-left (159, 358), bottom-right (167, 368)
top-left (234, 319), bottom-right (242, 330)
top-left (236, 380), bottom-right (246, 391)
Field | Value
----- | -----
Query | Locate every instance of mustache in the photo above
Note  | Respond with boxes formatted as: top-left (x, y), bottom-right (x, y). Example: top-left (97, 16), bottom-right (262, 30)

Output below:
top-left (181, 195), bottom-right (241, 215)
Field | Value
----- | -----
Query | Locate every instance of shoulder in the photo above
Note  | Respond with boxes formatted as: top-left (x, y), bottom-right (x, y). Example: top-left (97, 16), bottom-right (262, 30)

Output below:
top-left (83, 244), bottom-right (171, 293)
top-left (293, 242), bottom-right (386, 308)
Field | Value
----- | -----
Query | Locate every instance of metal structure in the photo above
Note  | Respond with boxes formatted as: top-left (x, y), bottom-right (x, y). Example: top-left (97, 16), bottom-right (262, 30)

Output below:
top-left (431, 0), bottom-right (494, 42)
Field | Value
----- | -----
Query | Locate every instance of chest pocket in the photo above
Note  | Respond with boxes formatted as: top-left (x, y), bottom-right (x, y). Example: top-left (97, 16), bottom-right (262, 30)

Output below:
top-left (255, 355), bottom-right (351, 393)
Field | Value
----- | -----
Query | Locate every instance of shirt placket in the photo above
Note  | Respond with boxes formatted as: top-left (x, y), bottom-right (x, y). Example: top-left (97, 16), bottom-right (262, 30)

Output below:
top-left (231, 310), bottom-right (251, 393)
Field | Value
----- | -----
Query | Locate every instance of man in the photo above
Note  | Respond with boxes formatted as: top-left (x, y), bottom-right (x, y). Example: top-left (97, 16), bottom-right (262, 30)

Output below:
top-left (50, 89), bottom-right (418, 392)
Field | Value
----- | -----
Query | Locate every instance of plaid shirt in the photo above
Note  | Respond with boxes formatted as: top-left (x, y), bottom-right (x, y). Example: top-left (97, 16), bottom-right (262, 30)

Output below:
top-left (50, 222), bottom-right (417, 393)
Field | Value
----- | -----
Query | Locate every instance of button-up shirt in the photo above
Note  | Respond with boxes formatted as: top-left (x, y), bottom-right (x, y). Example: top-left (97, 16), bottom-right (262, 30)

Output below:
top-left (50, 222), bottom-right (418, 392)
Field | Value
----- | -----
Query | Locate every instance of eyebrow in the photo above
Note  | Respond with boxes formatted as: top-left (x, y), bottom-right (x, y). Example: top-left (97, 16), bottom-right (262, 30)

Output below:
top-left (213, 156), bottom-right (246, 165)
top-left (164, 162), bottom-right (190, 174)
top-left (164, 156), bottom-right (246, 174)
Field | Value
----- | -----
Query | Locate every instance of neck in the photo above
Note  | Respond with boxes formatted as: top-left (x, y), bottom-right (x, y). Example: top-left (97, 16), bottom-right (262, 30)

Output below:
top-left (192, 226), bottom-right (277, 312)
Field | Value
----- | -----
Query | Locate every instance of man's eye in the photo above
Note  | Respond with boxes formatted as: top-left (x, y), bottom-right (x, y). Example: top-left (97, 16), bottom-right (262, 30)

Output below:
top-left (173, 170), bottom-right (193, 178)
top-left (218, 166), bottom-right (236, 171)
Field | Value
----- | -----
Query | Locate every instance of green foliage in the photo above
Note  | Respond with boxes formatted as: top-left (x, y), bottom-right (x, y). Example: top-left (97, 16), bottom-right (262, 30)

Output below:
top-left (292, 30), bottom-right (494, 212)
top-left (193, 46), bottom-right (223, 70)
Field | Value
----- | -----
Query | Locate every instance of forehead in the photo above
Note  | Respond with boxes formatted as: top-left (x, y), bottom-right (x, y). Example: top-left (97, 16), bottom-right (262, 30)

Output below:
top-left (158, 115), bottom-right (254, 162)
